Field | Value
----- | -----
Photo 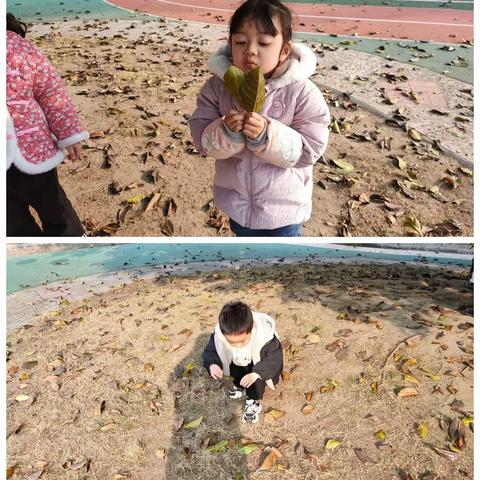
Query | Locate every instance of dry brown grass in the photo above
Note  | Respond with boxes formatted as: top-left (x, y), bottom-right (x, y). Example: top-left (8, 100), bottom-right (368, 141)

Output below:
top-left (7, 262), bottom-right (473, 479)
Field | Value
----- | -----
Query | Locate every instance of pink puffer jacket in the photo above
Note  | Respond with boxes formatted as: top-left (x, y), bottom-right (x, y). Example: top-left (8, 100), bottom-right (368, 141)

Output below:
top-left (6, 31), bottom-right (89, 174)
top-left (189, 43), bottom-right (330, 229)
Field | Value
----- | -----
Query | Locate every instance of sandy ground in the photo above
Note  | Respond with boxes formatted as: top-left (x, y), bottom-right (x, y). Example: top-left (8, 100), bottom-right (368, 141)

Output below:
top-left (6, 262), bottom-right (473, 479)
top-left (22, 19), bottom-right (473, 237)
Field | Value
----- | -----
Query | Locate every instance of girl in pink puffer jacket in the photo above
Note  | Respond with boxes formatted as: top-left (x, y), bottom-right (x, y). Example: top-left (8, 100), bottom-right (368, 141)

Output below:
top-left (189, 0), bottom-right (330, 237)
top-left (6, 13), bottom-right (89, 236)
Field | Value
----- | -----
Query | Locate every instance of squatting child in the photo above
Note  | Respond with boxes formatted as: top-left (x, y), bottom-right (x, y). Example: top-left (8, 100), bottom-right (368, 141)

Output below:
top-left (189, 0), bottom-right (330, 237)
top-left (202, 301), bottom-right (283, 423)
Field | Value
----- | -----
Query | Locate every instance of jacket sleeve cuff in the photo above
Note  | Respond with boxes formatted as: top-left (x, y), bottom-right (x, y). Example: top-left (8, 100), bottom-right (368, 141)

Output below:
top-left (246, 123), bottom-right (267, 146)
top-left (57, 130), bottom-right (89, 149)
top-left (201, 118), bottom-right (246, 159)
top-left (222, 123), bottom-right (245, 143)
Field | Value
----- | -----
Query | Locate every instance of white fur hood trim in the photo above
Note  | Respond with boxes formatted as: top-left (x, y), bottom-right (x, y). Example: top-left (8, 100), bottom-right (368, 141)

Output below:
top-left (208, 43), bottom-right (317, 89)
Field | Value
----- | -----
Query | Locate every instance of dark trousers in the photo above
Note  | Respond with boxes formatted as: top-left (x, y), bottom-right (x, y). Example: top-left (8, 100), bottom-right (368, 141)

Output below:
top-left (230, 362), bottom-right (280, 401)
top-left (7, 165), bottom-right (84, 237)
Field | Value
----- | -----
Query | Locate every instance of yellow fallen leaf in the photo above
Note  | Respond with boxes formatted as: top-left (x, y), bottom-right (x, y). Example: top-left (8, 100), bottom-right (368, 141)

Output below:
top-left (374, 430), bottom-right (386, 441)
top-left (462, 416), bottom-right (474, 427)
top-left (182, 363), bottom-right (194, 377)
top-left (418, 421), bottom-right (428, 438)
top-left (266, 408), bottom-right (286, 420)
top-left (404, 374), bottom-right (420, 384)
top-left (407, 128), bottom-right (421, 141)
top-left (6, 466), bottom-right (16, 478)
top-left (325, 439), bottom-right (342, 450)
top-left (15, 395), bottom-right (30, 402)
top-left (127, 193), bottom-right (147, 205)
top-left (183, 416), bottom-right (203, 429)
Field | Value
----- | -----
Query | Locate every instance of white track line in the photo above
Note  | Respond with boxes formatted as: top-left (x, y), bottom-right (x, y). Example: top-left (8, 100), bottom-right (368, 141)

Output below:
top-left (149, 0), bottom-right (472, 27)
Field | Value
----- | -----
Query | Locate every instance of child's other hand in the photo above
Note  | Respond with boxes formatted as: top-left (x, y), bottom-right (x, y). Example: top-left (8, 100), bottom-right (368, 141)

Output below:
top-left (65, 142), bottom-right (83, 161)
top-left (243, 112), bottom-right (266, 140)
top-left (224, 110), bottom-right (245, 133)
top-left (209, 364), bottom-right (224, 379)
top-left (240, 372), bottom-right (260, 388)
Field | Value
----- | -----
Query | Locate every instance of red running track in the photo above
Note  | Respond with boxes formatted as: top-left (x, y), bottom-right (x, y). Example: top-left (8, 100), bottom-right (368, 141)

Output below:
top-left (107, 0), bottom-right (473, 44)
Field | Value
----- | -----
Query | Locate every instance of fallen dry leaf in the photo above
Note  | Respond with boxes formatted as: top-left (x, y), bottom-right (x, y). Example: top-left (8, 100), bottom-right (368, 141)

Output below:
top-left (354, 447), bottom-right (376, 463)
top-left (397, 387), bottom-right (419, 398)
top-left (302, 405), bottom-right (315, 415)
top-left (259, 447), bottom-right (283, 471)
top-left (449, 418), bottom-right (466, 449)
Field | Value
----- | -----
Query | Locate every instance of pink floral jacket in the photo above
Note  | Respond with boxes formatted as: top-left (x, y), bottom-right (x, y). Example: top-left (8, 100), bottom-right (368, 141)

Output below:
top-left (189, 43), bottom-right (330, 230)
top-left (6, 31), bottom-right (89, 174)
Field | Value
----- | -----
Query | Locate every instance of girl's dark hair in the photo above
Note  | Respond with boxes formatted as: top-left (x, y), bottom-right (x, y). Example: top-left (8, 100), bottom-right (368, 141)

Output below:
top-left (7, 13), bottom-right (27, 37)
top-left (229, 0), bottom-right (293, 44)
top-left (219, 301), bottom-right (254, 335)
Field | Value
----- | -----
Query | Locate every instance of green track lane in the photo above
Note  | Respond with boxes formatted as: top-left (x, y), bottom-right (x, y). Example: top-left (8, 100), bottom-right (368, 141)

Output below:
top-left (296, 32), bottom-right (473, 84)
top-left (287, 0), bottom-right (473, 10)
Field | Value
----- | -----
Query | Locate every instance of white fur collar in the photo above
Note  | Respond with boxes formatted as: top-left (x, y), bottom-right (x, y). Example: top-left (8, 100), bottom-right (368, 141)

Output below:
top-left (207, 43), bottom-right (317, 89)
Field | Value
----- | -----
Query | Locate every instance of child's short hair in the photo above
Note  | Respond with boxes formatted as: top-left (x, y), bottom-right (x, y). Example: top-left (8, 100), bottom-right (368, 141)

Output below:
top-left (229, 0), bottom-right (293, 45)
top-left (219, 301), bottom-right (254, 335)
top-left (7, 13), bottom-right (27, 38)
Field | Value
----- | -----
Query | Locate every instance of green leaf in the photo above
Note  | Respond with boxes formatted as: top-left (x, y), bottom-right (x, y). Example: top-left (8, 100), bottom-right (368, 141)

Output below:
top-left (332, 159), bottom-right (354, 172)
top-left (224, 66), bottom-right (244, 107)
top-left (207, 440), bottom-right (229, 453)
top-left (224, 65), bottom-right (266, 113)
top-left (325, 439), bottom-right (342, 450)
top-left (242, 66), bottom-right (266, 113)
top-left (183, 416), bottom-right (203, 429)
top-left (238, 443), bottom-right (258, 455)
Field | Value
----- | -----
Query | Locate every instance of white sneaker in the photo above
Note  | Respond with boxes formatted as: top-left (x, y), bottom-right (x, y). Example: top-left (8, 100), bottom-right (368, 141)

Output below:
top-left (243, 399), bottom-right (262, 423)
top-left (228, 385), bottom-right (245, 399)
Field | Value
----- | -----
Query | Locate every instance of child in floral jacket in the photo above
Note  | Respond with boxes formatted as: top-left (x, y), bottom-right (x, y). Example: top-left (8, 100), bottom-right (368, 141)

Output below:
top-left (6, 13), bottom-right (89, 236)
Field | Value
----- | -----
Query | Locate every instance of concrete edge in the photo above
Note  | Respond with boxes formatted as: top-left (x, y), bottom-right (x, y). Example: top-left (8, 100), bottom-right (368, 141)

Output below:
top-left (314, 80), bottom-right (474, 168)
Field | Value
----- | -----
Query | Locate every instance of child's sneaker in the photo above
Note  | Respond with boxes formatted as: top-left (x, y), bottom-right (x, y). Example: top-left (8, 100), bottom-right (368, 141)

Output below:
top-left (243, 399), bottom-right (262, 423)
top-left (228, 385), bottom-right (245, 399)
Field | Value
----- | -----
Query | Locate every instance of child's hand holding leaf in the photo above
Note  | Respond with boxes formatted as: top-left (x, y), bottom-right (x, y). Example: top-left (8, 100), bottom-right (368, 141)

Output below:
top-left (243, 112), bottom-right (266, 140)
top-left (224, 110), bottom-right (245, 133)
